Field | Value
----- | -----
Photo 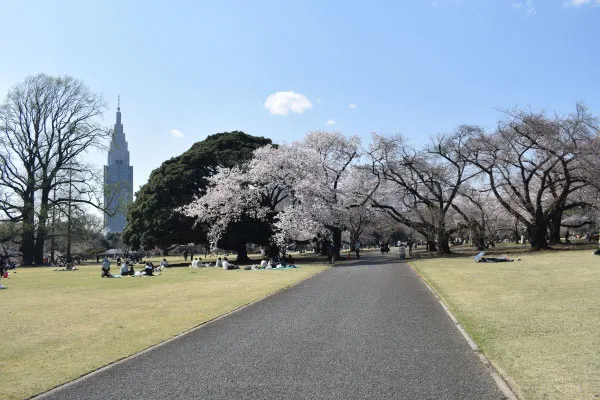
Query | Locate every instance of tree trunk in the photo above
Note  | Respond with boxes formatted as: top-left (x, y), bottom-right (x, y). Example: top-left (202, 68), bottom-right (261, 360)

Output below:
top-left (316, 239), bottom-right (327, 256)
top-left (34, 191), bottom-right (51, 265)
top-left (266, 243), bottom-right (280, 260)
top-left (529, 217), bottom-right (549, 250)
top-left (437, 229), bottom-right (451, 254)
top-left (513, 217), bottom-right (520, 244)
top-left (471, 221), bottom-right (486, 250)
top-left (66, 183), bottom-right (72, 263)
top-left (473, 235), bottom-right (486, 251)
top-left (548, 210), bottom-right (563, 245)
top-left (21, 194), bottom-right (36, 265)
top-left (331, 227), bottom-right (342, 260)
top-left (235, 244), bottom-right (250, 264)
top-left (426, 239), bottom-right (437, 252)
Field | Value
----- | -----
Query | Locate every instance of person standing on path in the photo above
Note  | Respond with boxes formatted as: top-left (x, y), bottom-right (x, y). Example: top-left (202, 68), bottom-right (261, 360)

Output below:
top-left (327, 243), bottom-right (336, 264)
top-left (354, 240), bottom-right (361, 259)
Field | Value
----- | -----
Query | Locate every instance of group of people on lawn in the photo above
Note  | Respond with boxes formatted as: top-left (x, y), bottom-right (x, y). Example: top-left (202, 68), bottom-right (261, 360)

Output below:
top-left (189, 256), bottom-right (238, 269)
top-left (101, 253), bottom-right (300, 276)
top-left (101, 257), bottom-right (168, 278)
top-left (189, 255), bottom-right (297, 270)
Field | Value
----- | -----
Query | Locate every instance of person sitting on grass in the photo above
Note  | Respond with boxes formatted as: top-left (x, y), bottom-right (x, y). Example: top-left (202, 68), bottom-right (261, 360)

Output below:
top-left (128, 264), bottom-right (135, 276)
top-left (65, 263), bottom-right (77, 271)
top-left (215, 257), bottom-right (223, 269)
top-left (144, 262), bottom-right (154, 276)
top-left (160, 258), bottom-right (169, 269)
top-left (222, 257), bottom-right (239, 270)
top-left (120, 261), bottom-right (129, 276)
top-left (260, 258), bottom-right (268, 269)
top-left (101, 257), bottom-right (111, 278)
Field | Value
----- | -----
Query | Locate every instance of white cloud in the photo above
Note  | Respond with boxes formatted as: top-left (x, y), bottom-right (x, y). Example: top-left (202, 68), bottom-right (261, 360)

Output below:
top-left (512, 0), bottom-right (536, 15)
top-left (264, 91), bottom-right (312, 115)
top-left (326, 120), bottom-right (336, 125)
top-left (348, 103), bottom-right (357, 109)
top-left (566, 0), bottom-right (600, 6)
top-left (169, 129), bottom-right (184, 138)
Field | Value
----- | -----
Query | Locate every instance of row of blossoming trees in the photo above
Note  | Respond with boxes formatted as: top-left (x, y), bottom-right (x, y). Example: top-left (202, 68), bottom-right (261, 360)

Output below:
top-left (181, 104), bottom-right (600, 256)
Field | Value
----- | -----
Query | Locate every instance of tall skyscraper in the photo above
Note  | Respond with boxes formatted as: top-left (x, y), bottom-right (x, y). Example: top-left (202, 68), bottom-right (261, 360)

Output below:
top-left (104, 97), bottom-right (133, 233)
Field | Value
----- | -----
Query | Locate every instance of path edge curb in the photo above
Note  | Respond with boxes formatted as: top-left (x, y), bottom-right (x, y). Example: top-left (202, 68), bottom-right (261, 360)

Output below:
top-left (31, 267), bottom-right (330, 399)
top-left (406, 261), bottom-right (520, 400)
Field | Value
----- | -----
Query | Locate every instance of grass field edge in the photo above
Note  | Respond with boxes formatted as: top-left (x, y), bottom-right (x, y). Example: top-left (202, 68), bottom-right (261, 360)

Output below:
top-left (406, 261), bottom-right (521, 400)
top-left (30, 266), bottom-right (330, 400)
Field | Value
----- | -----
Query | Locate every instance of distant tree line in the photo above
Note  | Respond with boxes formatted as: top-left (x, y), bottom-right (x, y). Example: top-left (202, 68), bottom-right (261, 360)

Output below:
top-left (2, 73), bottom-right (598, 265)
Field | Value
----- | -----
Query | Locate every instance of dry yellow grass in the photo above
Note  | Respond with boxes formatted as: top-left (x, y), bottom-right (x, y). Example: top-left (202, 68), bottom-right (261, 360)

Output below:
top-left (410, 250), bottom-right (600, 400)
top-left (0, 263), bottom-right (328, 400)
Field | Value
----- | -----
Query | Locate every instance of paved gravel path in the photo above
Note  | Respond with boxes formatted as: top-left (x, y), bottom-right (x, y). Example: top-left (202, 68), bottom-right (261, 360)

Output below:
top-left (39, 255), bottom-right (505, 400)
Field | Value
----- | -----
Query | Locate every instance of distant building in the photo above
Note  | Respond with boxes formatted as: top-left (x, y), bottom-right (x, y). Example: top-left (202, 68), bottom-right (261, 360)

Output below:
top-left (104, 97), bottom-right (133, 233)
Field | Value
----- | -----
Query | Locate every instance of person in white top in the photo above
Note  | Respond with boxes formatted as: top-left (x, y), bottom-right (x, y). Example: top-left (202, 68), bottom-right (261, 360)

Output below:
top-left (160, 258), bottom-right (169, 269)
top-left (222, 257), bottom-right (230, 270)
top-left (260, 259), bottom-right (268, 269)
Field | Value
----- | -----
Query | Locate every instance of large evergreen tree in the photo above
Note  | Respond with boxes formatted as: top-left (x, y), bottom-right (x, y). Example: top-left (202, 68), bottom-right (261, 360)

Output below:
top-left (122, 131), bottom-right (271, 253)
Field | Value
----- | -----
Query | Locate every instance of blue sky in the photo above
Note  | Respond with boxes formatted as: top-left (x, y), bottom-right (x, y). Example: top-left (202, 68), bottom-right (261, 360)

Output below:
top-left (1, 0), bottom-right (598, 192)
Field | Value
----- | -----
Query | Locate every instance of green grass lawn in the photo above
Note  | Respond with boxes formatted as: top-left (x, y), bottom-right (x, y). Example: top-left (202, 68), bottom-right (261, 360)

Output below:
top-left (0, 262), bottom-right (328, 400)
top-left (410, 249), bottom-right (600, 400)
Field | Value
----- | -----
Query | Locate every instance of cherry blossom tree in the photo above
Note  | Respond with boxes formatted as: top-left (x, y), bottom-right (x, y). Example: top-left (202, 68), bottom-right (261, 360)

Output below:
top-left (181, 146), bottom-right (288, 260)
top-left (463, 104), bottom-right (599, 250)
top-left (279, 131), bottom-right (361, 259)
top-left (337, 165), bottom-right (385, 249)
top-left (367, 126), bottom-right (481, 254)
top-left (183, 131), bottom-right (361, 261)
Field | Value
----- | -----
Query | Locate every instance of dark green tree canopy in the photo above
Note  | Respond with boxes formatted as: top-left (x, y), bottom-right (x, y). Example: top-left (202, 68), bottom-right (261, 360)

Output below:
top-left (122, 131), bottom-right (272, 251)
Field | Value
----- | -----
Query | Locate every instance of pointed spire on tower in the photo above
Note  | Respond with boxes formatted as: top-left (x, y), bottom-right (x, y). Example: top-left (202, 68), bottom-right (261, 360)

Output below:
top-left (115, 95), bottom-right (122, 127)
